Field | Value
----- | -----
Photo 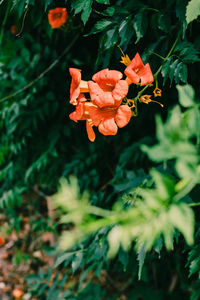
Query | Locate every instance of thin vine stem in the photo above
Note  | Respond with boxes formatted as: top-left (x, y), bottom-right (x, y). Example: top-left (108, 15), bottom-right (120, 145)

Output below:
top-left (0, 33), bottom-right (80, 103)
top-left (136, 30), bottom-right (182, 101)
top-left (189, 202), bottom-right (200, 207)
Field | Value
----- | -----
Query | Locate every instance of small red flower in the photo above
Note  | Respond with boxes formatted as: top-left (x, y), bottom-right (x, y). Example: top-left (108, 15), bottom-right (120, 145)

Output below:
top-left (88, 69), bottom-right (129, 108)
top-left (69, 68), bottom-right (89, 105)
top-left (11, 25), bottom-right (18, 34)
top-left (124, 53), bottom-right (154, 86)
top-left (48, 8), bottom-right (68, 29)
top-left (0, 234), bottom-right (4, 245)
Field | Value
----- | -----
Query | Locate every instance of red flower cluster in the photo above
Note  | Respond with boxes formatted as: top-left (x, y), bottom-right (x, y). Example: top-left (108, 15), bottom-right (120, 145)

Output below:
top-left (48, 8), bottom-right (68, 29)
top-left (69, 53), bottom-right (154, 142)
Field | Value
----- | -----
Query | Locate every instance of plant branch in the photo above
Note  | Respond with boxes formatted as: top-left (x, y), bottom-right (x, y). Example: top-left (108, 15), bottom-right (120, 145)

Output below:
top-left (0, 33), bottom-right (79, 103)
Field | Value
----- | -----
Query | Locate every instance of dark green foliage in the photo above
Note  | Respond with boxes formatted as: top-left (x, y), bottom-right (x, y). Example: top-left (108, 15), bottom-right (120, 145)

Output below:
top-left (0, 0), bottom-right (200, 299)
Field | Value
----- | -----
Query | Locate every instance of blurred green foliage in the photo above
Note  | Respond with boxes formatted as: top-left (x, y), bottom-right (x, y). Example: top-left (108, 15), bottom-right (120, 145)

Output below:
top-left (0, 0), bottom-right (200, 299)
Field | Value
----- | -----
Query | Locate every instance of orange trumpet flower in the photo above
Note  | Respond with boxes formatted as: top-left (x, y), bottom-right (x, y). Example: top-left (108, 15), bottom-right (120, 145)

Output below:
top-left (48, 7), bottom-right (68, 29)
top-left (124, 53), bottom-right (154, 86)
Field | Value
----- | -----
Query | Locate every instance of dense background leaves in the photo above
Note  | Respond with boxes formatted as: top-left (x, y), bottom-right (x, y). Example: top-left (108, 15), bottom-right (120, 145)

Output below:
top-left (0, 0), bottom-right (200, 299)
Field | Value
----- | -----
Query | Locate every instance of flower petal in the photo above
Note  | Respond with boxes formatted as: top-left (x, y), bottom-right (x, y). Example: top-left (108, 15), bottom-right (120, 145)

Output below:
top-left (112, 80), bottom-right (129, 106)
top-left (88, 106), bottom-right (116, 126)
top-left (98, 118), bottom-right (118, 136)
top-left (88, 81), bottom-right (115, 108)
top-left (69, 102), bottom-right (84, 122)
top-left (129, 52), bottom-right (144, 69)
top-left (137, 63), bottom-right (154, 86)
top-left (69, 68), bottom-right (81, 105)
top-left (86, 120), bottom-right (96, 142)
top-left (87, 106), bottom-right (103, 126)
top-left (92, 69), bottom-right (123, 89)
top-left (124, 52), bottom-right (144, 84)
top-left (115, 105), bottom-right (132, 128)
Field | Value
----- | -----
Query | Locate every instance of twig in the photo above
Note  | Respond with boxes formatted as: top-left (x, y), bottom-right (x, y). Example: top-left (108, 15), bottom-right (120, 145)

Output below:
top-left (0, 33), bottom-right (79, 103)
top-left (16, 7), bottom-right (30, 37)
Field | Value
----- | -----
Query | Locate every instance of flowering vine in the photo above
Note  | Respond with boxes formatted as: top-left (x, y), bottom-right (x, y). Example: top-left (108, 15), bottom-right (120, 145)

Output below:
top-left (69, 50), bottom-right (163, 142)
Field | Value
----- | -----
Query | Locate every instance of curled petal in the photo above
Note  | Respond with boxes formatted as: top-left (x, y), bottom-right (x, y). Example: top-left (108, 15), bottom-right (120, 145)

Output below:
top-left (69, 68), bottom-right (81, 104)
top-left (137, 63), bottom-right (154, 86)
top-left (88, 81), bottom-right (115, 108)
top-left (69, 101), bottom-right (84, 122)
top-left (127, 53), bottom-right (144, 70)
top-left (124, 53), bottom-right (144, 84)
top-left (92, 69), bottom-right (123, 89)
top-left (124, 66), bottom-right (140, 84)
top-left (112, 80), bottom-right (129, 106)
top-left (124, 53), bottom-right (154, 86)
top-left (86, 120), bottom-right (96, 142)
top-left (115, 105), bottom-right (132, 128)
top-left (98, 118), bottom-right (118, 136)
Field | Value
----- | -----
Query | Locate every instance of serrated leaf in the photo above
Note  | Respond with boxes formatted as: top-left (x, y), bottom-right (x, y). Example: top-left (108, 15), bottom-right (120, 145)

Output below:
top-left (71, 0), bottom-right (93, 24)
top-left (85, 19), bottom-right (113, 36)
top-left (179, 63), bottom-right (188, 83)
top-left (186, 0), bottom-right (200, 24)
top-left (161, 57), bottom-right (173, 85)
top-left (71, 252), bottom-right (83, 273)
top-left (169, 203), bottom-right (194, 245)
top-left (137, 244), bottom-right (146, 280)
top-left (177, 84), bottom-right (195, 107)
top-left (169, 59), bottom-right (179, 84)
top-left (53, 253), bottom-right (74, 269)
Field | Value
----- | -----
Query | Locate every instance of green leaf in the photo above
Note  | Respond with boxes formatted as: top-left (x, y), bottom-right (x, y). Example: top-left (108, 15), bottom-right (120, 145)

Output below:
top-left (186, 0), bottom-right (200, 24)
top-left (169, 203), bottom-right (194, 245)
top-left (85, 19), bottom-right (113, 36)
top-left (158, 13), bottom-right (171, 33)
top-left (44, 0), bottom-right (53, 10)
top-left (53, 253), bottom-right (74, 269)
top-left (176, 84), bottom-right (195, 107)
top-left (72, 252), bottom-right (83, 273)
top-left (161, 57), bottom-right (173, 85)
top-left (133, 11), bottom-right (147, 43)
top-left (119, 17), bottom-right (134, 50)
top-left (151, 170), bottom-right (175, 200)
top-left (137, 244), bottom-right (146, 280)
top-left (71, 0), bottom-right (93, 24)
top-left (179, 63), bottom-right (188, 83)
top-left (100, 27), bottom-right (119, 50)
top-left (95, 0), bottom-right (109, 4)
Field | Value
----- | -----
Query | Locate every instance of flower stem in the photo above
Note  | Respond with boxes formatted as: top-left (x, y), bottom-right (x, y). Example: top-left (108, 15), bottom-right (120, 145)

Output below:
top-left (189, 202), bottom-right (200, 207)
top-left (154, 30), bottom-right (182, 79)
